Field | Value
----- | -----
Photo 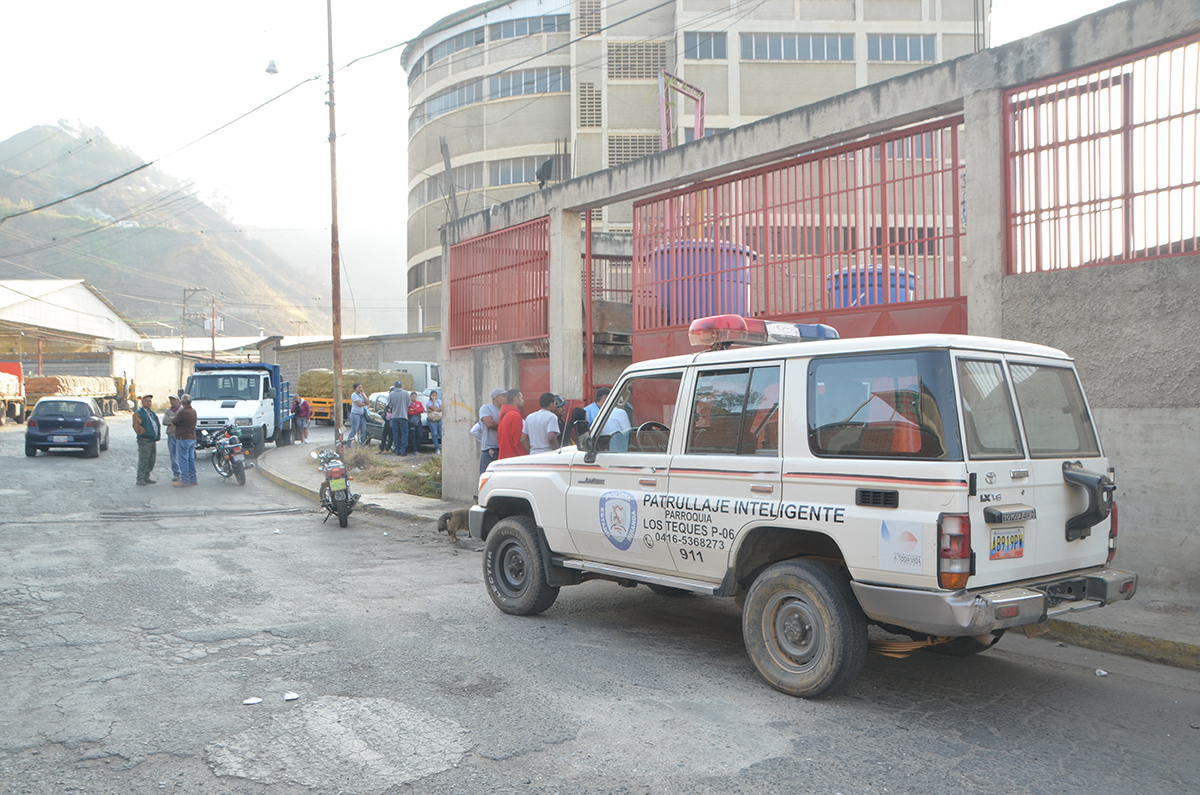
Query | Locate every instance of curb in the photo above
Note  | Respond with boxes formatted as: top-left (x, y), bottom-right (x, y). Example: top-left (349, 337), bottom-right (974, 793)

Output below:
top-left (1040, 619), bottom-right (1200, 672)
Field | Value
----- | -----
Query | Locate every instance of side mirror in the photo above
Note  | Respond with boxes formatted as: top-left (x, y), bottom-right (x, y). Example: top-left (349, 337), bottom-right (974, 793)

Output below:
top-left (266, 387), bottom-right (277, 399)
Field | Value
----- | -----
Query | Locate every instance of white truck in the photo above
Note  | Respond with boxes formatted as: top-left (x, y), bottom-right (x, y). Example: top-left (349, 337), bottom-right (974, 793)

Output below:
top-left (184, 363), bottom-right (294, 455)
top-left (380, 361), bottom-right (439, 392)
top-left (470, 314), bottom-right (1137, 698)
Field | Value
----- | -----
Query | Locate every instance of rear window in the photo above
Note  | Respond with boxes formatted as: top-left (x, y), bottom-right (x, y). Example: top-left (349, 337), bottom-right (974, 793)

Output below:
top-left (1010, 363), bottom-right (1101, 458)
top-left (34, 400), bottom-right (90, 417)
top-left (808, 351), bottom-right (961, 460)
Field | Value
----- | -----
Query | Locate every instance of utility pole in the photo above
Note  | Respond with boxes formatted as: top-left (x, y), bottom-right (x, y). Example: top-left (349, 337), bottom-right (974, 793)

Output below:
top-left (210, 296), bottom-right (217, 363)
top-left (180, 287), bottom-right (205, 390)
top-left (326, 0), bottom-right (344, 436)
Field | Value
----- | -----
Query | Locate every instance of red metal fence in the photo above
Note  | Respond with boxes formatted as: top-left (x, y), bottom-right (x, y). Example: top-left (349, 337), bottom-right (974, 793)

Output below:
top-left (1006, 34), bottom-right (1200, 273)
top-left (583, 254), bottom-right (633, 302)
top-left (447, 217), bottom-right (549, 349)
top-left (631, 116), bottom-right (965, 347)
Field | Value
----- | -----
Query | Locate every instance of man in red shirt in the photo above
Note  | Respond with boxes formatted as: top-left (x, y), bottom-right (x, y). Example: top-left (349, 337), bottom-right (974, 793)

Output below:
top-left (497, 388), bottom-right (527, 459)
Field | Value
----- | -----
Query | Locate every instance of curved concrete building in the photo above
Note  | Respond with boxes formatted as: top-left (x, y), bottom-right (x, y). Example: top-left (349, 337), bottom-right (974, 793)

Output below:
top-left (404, 0), bottom-right (988, 331)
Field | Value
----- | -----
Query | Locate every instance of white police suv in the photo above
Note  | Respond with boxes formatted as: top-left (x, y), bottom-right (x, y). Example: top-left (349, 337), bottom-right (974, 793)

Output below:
top-left (470, 314), bottom-right (1136, 697)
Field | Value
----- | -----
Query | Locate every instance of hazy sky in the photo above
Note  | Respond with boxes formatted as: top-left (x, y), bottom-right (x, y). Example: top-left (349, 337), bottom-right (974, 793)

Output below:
top-left (2, 0), bottom-right (1125, 235)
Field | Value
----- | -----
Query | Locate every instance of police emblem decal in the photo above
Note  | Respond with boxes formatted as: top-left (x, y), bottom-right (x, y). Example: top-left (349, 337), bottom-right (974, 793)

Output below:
top-left (598, 490), bottom-right (638, 551)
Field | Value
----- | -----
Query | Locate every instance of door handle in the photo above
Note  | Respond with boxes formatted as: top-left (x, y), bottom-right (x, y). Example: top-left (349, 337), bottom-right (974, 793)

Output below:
top-left (750, 484), bottom-right (774, 494)
top-left (639, 478), bottom-right (658, 487)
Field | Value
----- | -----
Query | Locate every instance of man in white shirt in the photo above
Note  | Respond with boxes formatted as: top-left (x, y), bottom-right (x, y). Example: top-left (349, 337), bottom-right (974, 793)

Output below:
top-left (522, 393), bottom-right (566, 454)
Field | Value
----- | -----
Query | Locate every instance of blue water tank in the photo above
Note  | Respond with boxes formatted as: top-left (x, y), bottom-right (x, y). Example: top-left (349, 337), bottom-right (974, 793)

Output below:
top-left (652, 240), bottom-right (756, 324)
top-left (828, 264), bottom-right (916, 308)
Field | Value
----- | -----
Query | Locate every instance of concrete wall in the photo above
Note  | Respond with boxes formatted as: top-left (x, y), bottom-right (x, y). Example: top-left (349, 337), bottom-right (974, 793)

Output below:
top-left (1002, 255), bottom-right (1200, 595)
top-left (262, 334), bottom-right (441, 388)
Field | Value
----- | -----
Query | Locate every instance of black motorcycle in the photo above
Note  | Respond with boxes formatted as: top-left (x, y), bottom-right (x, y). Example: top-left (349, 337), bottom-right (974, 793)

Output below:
top-left (311, 436), bottom-right (358, 527)
top-left (199, 424), bottom-right (251, 486)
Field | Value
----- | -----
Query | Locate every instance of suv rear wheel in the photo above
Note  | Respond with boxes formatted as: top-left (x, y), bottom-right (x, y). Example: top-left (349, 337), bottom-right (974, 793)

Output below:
top-left (484, 516), bottom-right (559, 616)
top-left (742, 559), bottom-right (867, 698)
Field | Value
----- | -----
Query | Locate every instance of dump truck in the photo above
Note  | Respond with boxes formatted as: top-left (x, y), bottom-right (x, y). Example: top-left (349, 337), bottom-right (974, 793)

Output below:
top-left (22, 374), bottom-right (131, 419)
top-left (0, 362), bottom-right (25, 425)
top-left (185, 362), bottom-right (294, 456)
top-left (298, 369), bottom-right (413, 425)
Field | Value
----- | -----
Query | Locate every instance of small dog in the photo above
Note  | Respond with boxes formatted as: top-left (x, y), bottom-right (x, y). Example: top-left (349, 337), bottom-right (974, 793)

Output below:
top-left (437, 508), bottom-right (471, 543)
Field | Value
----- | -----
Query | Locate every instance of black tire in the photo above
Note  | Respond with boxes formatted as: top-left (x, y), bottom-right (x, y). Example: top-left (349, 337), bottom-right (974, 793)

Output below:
top-left (25, 442), bottom-right (36, 457)
top-left (336, 497), bottom-right (349, 527)
top-left (233, 461), bottom-right (246, 486)
top-left (278, 425), bottom-right (293, 446)
top-left (648, 584), bottom-right (692, 597)
top-left (212, 451), bottom-right (230, 478)
top-left (742, 559), bottom-right (868, 698)
top-left (925, 630), bottom-right (1005, 657)
top-left (86, 439), bottom-right (101, 459)
top-left (483, 516), bottom-right (559, 616)
top-left (100, 431), bottom-right (109, 452)
top-left (252, 430), bottom-right (267, 458)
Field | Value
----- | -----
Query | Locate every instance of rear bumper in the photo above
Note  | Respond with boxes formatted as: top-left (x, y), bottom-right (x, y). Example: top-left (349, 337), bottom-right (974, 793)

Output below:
top-left (851, 567), bottom-right (1138, 637)
top-left (26, 430), bottom-right (99, 449)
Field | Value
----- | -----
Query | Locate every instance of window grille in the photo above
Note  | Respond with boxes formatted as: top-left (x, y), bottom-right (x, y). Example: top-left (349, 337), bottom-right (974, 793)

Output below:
top-left (608, 41), bottom-right (668, 79)
top-left (579, 82), bottom-right (602, 127)
top-left (867, 34), bottom-right (936, 62)
top-left (578, 0), bottom-right (601, 37)
top-left (684, 32), bottom-right (727, 60)
top-left (490, 14), bottom-right (571, 40)
top-left (608, 134), bottom-right (660, 166)
top-left (491, 67), bottom-right (570, 99)
top-left (741, 33), bottom-right (854, 61)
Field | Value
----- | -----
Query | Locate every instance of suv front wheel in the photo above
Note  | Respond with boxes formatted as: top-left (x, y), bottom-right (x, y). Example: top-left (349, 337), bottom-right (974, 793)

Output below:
top-left (483, 516), bottom-right (559, 616)
top-left (742, 559), bottom-right (868, 698)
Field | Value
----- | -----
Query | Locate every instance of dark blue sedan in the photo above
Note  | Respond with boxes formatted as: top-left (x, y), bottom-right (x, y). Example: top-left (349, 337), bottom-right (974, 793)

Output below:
top-left (25, 397), bottom-right (110, 458)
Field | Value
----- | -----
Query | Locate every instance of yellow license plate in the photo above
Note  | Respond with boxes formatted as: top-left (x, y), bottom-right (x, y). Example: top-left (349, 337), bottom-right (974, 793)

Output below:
top-left (329, 478), bottom-right (347, 490)
top-left (990, 528), bottom-right (1024, 560)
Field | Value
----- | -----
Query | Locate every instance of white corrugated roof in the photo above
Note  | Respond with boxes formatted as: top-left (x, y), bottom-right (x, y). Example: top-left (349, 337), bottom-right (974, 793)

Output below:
top-left (0, 279), bottom-right (85, 311)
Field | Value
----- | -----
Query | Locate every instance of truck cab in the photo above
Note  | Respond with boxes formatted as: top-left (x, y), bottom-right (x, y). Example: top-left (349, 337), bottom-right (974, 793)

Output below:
top-left (185, 363), bottom-right (293, 454)
top-left (471, 315), bottom-right (1136, 698)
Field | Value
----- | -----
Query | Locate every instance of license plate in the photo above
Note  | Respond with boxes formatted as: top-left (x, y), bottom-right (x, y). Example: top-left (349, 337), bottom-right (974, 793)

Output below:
top-left (329, 478), bottom-right (347, 491)
top-left (233, 453), bottom-right (244, 461)
top-left (50, 435), bottom-right (72, 442)
top-left (990, 528), bottom-right (1025, 560)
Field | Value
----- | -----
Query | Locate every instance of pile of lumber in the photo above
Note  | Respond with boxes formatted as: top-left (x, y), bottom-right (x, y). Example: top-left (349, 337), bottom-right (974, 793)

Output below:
top-left (25, 375), bottom-right (115, 399)
top-left (297, 369), bottom-right (414, 399)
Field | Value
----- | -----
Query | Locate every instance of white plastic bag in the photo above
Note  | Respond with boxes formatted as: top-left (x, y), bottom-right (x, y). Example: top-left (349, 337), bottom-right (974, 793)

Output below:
top-left (469, 421), bottom-right (484, 445)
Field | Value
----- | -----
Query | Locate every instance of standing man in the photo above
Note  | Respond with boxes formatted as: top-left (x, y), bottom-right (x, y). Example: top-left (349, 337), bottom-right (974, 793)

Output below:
top-left (292, 395), bottom-right (311, 444)
top-left (173, 394), bottom-right (198, 487)
top-left (348, 383), bottom-right (368, 446)
top-left (478, 387), bottom-right (505, 474)
top-left (132, 394), bottom-right (161, 486)
top-left (426, 390), bottom-right (442, 453)
top-left (522, 392), bottom-right (565, 454)
top-left (497, 388), bottom-right (526, 459)
top-left (585, 387), bottom-right (609, 425)
top-left (387, 381), bottom-right (410, 456)
top-left (407, 391), bottom-right (424, 455)
top-left (163, 394), bottom-right (182, 482)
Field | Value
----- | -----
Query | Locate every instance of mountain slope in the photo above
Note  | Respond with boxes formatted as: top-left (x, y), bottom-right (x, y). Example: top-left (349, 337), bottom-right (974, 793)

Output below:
top-left (0, 123), bottom-right (331, 336)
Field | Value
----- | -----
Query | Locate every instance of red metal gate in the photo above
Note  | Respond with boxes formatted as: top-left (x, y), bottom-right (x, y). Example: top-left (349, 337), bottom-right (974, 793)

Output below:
top-left (631, 117), bottom-right (967, 360)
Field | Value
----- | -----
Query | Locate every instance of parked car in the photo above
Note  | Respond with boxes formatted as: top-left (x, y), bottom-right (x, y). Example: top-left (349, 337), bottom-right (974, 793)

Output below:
top-left (25, 396), bottom-right (110, 457)
top-left (364, 390), bottom-right (436, 450)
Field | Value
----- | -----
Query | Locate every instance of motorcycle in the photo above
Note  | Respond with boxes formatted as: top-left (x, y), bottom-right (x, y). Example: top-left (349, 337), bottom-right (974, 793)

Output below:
top-left (199, 424), bottom-right (251, 486)
top-left (311, 434), bottom-right (358, 527)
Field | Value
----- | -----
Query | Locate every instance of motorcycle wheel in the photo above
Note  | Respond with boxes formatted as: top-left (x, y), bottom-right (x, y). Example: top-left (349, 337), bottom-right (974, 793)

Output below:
top-left (233, 460), bottom-right (246, 486)
top-left (211, 451), bottom-right (231, 478)
top-left (336, 498), bottom-right (350, 527)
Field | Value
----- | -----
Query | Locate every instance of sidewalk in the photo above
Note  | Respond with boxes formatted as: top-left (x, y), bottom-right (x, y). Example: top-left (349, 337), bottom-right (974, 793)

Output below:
top-left (257, 424), bottom-right (470, 523)
top-left (258, 426), bottom-right (1199, 671)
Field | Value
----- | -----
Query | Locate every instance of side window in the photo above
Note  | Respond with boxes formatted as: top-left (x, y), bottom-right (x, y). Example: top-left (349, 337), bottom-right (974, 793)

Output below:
top-left (593, 372), bottom-right (683, 453)
top-left (956, 359), bottom-right (1023, 459)
top-left (808, 352), bottom-right (961, 460)
top-left (686, 366), bottom-right (781, 456)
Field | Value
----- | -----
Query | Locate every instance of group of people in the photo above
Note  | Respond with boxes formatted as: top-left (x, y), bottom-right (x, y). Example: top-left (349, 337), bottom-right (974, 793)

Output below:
top-left (133, 393), bottom-right (198, 487)
top-left (346, 381), bottom-right (442, 456)
top-left (474, 387), bottom-right (571, 474)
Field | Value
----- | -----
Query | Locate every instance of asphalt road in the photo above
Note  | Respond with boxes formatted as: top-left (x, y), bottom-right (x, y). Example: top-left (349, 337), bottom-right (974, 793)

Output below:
top-left (1, 420), bottom-right (1197, 794)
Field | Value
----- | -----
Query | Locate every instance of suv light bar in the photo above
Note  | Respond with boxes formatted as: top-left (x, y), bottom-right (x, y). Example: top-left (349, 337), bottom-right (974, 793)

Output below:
top-left (688, 314), bottom-right (839, 349)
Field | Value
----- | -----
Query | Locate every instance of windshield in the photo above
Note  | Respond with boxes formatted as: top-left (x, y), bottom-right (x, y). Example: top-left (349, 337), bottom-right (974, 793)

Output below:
top-left (188, 374), bottom-right (261, 401)
top-left (1010, 362), bottom-right (1100, 457)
